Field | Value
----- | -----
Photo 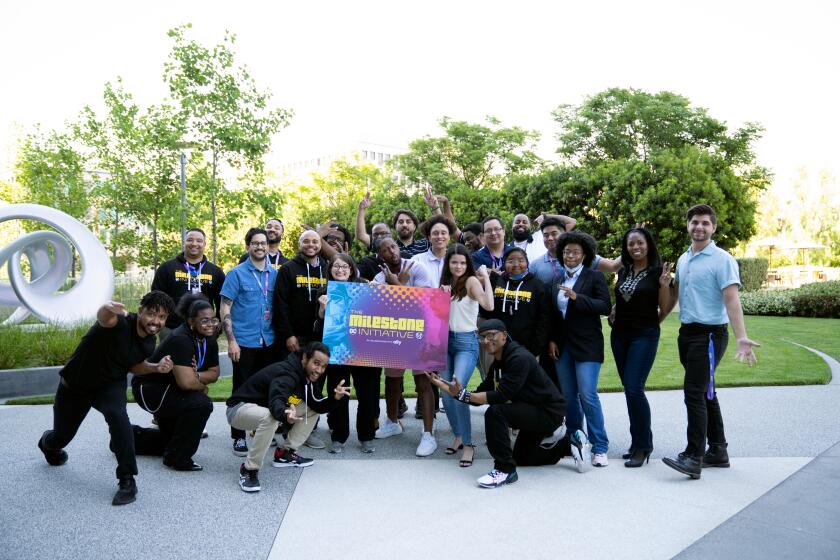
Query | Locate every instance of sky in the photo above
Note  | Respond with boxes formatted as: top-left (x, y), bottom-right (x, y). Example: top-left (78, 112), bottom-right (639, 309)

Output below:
top-left (1, 0), bottom-right (838, 186)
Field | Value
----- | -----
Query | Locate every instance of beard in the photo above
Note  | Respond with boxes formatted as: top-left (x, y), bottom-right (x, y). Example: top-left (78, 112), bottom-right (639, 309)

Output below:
top-left (511, 228), bottom-right (530, 242)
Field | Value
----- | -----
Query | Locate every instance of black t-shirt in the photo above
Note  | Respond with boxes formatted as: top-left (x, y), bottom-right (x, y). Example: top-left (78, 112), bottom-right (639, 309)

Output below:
top-left (133, 324), bottom-right (220, 387)
top-left (357, 254), bottom-right (383, 281)
top-left (60, 313), bottom-right (156, 390)
top-left (613, 265), bottom-right (663, 331)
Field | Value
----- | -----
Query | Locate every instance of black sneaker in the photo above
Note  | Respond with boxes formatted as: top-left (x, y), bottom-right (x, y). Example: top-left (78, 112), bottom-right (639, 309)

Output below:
top-left (38, 431), bottom-right (68, 466)
top-left (239, 464), bottom-right (261, 492)
top-left (233, 438), bottom-right (248, 457)
top-left (112, 476), bottom-right (137, 506)
top-left (272, 448), bottom-right (314, 468)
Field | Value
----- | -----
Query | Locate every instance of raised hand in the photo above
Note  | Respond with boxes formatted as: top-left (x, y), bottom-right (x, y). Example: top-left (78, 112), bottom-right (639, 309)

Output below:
top-left (334, 379), bottom-right (351, 400)
top-left (423, 185), bottom-right (438, 208)
top-left (475, 265), bottom-right (490, 282)
top-left (359, 192), bottom-right (372, 210)
top-left (104, 301), bottom-right (128, 316)
top-left (380, 264), bottom-right (400, 285)
top-left (397, 261), bottom-right (414, 285)
top-left (659, 262), bottom-right (673, 287)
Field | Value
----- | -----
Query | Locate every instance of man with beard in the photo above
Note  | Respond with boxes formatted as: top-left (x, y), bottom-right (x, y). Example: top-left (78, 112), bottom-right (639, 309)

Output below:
top-left (390, 186), bottom-right (457, 258)
top-left (372, 238), bottom-right (438, 456)
top-left (37, 291), bottom-right (176, 506)
top-left (221, 228), bottom-right (279, 457)
top-left (239, 218), bottom-right (290, 270)
top-left (152, 228), bottom-right (225, 337)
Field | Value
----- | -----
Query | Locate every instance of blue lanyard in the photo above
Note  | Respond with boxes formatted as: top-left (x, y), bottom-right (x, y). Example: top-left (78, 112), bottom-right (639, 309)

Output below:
top-left (184, 261), bottom-right (205, 292)
top-left (707, 333), bottom-right (717, 400)
top-left (195, 338), bottom-right (207, 371)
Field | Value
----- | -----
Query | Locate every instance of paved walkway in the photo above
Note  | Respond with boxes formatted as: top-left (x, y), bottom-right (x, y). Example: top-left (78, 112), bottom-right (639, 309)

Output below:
top-left (2, 383), bottom-right (839, 560)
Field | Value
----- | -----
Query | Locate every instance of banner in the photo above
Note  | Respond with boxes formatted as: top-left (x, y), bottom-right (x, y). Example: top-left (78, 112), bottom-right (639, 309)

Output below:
top-left (322, 282), bottom-right (450, 371)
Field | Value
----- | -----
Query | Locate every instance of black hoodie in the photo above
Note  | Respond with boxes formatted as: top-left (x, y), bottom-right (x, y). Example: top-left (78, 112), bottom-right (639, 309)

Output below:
top-left (475, 340), bottom-right (565, 417)
top-left (272, 255), bottom-right (327, 344)
top-left (480, 272), bottom-right (550, 356)
top-left (267, 352), bottom-right (338, 426)
top-left (151, 253), bottom-right (226, 328)
top-left (227, 353), bottom-right (296, 410)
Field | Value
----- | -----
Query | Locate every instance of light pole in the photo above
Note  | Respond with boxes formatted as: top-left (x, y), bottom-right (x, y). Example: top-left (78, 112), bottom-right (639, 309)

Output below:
top-left (174, 142), bottom-right (200, 247)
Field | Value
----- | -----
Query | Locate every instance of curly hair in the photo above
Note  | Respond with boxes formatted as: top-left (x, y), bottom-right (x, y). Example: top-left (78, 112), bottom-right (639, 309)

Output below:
top-left (420, 214), bottom-right (456, 238)
top-left (139, 290), bottom-right (176, 316)
top-left (556, 231), bottom-right (597, 268)
top-left (175, 292), bottom-right (212, 322)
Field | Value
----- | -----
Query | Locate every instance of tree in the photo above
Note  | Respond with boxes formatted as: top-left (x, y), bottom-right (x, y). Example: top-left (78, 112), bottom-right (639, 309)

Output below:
top-left (165, 24), bottom-right (293, 261)
top-left (396, 116), bottom-right (542, 193)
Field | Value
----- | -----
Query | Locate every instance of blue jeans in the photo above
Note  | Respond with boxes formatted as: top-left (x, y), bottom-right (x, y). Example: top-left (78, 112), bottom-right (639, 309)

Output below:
top-left (554, 349), bottom-right (609, 454)
top-left (440, 331), bottom-right (479, 446)
top-left (611, 327), bottom-right (659, 453)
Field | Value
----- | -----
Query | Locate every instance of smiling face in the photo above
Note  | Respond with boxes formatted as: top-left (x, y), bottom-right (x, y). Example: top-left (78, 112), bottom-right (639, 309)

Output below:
top-left (183, 231), bottom-right (206, 261)
top-left (190, 307), bottom-right (219, 338)
top-left (429, 223), bottom-right (450, 253)
top-left (324, 229), bottom-right (346, 252)
top-left (626, 231), bottom-right (648, 263)
top-left (504, 252), bottom-right (528, 276)
top-left (303, 351), bottom-right (330, 382)
top-left (562, 243), bottom-right (584, 269)
top-left (511, 214), bottom-right (531, 241)
top-left (542, 225), bottom-right (563, 256)
top-left (448, 253), bottom-right (468, 279)
top-left (136, 305), bottom-right (169, 337)
top-left (395, 213), bottom-right (416, 241)
top-left (247, 233), bottom-right (268, 261)
top-left (330, 259), bottom-right (352, 281)
top-left (478, 329), bottom-right (506, 356)
top-left (299, 231), bottom-right (322, 258)
top-left (688, 214), bottom-right (716, 244)
top-left (483, 219), bottom-right (505, 248)
top-left (462, 230), bottom-right (483, 252)
top-left (371, 223), bottom-right (391, 243)
top-left (265, 220), bottom-right (284, 245)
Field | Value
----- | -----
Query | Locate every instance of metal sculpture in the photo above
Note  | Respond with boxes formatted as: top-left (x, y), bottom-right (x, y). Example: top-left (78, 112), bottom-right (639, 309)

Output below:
top-left (0, 204), bottom-right (114, 325)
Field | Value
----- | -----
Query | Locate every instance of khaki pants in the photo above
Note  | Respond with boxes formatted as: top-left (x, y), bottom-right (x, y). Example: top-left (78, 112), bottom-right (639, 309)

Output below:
top-left (282, 402), bottom-right (319, 452)
top-left (228, 403), bottom-right (279, 471)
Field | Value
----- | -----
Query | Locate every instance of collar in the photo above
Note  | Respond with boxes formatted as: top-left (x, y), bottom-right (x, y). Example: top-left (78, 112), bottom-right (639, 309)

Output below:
top-left (687, 240), bottom-right (718, 258)
top-left (244, 258), bottom-right (267, 273)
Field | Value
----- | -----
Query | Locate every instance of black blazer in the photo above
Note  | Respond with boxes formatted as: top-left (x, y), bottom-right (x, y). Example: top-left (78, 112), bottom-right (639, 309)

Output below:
top-left (550, 268), bottom-right (612, 363)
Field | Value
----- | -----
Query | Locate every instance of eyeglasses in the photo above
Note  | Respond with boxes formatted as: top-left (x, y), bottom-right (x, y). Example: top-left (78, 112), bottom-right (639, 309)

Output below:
top-left (484, 227), bottom-right (503, 234)
top-left (332, 264), bottom-right (351, 271)
top-left (324, 236), bottom-right (343, 243)
top-left (478, 331), bottom-right (502, 342)
top-left (198, 318), bottom-right (221, 326)
top-left (250, 241), bottom-right (268, 247)
top-left (562, 250), bottom-right (582, 257)
top-left (505, 258), bottom-right (527, 264)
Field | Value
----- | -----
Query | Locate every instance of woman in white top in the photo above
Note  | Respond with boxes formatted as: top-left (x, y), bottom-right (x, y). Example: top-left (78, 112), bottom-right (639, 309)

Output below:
top-left (439, 243), bottom-right (494, 467)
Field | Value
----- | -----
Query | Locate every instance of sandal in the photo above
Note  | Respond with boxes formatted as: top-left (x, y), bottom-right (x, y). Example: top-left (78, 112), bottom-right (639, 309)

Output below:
top-left (444, 443), bottom-right (463, 455)
top-left (459, 445), bottom-right (476, 468)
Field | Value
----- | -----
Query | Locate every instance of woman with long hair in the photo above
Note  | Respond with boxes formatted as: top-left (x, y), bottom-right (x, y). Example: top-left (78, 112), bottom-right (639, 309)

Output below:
top-left (609, 227), bottom-right (673, 467)
top-left (438, 244), bottom-right (494, 467)
top-left (131, 293), bottom-right (218, 471)
top-left (316, 253), bottom-right (382, 454)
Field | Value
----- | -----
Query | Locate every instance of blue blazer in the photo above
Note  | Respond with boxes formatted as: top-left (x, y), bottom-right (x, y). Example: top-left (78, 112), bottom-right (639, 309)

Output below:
top-left (550, 268), bottom-right (611, 363)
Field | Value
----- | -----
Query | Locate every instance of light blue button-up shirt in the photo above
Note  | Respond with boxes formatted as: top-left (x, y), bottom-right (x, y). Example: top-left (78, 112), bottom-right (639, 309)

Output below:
top-left (220, 259), bottom-right (277, 348)
top-left (556, 266), bottom-right (583, 317)
top-left (675, 241), bottom-right (741, 325)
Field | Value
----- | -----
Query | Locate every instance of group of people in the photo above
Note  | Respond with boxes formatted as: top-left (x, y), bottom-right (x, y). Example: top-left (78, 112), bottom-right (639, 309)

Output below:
top-left (37, 189), bottom-right (759, 503)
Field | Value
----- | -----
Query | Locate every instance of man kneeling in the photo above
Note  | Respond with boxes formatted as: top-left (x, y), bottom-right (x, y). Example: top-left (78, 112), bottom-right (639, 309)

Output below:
top-left (226, 342), bottom-right (349, 492)
top-left (429, 319), bottom-right (593, 488)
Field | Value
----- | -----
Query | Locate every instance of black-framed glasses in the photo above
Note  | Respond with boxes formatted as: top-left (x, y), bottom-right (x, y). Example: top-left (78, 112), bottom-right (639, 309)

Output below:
top-left (198, 318), bottom-right (221, 326)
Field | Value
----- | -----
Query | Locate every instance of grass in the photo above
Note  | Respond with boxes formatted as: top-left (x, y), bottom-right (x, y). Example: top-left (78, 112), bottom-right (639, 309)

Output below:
top-left (0, 323), bottom-right (90, 370)
top-left (5, 315), bottom-right (837, 405)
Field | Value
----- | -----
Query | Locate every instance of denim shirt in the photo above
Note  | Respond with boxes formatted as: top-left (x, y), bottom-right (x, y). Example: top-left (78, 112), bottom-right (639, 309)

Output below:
top-left (220, 259), bottom-right (278, 348)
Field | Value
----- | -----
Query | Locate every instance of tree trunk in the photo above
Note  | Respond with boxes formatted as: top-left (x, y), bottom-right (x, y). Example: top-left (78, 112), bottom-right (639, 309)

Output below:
top-left (211, 152), bottom-right (218, 262)
top-left (152, 210), bottom-right (159, 269)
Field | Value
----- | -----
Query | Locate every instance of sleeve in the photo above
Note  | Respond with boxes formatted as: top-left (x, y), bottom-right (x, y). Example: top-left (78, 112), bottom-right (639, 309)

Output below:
top-left (589, 254), bottom-right (603, 271)
top-left (220, 269), bottom-right (240, 302)
top-left (164, 335), bottom-right (197, 367)
top-left (484, 353), bottom-right (529, 404)
top-left (204, 338), bottom-right (220, 370)
top-left (211, 268), bottom-right (226, 317)
top-left (372, 271), bottom-right (385, 284)
top-left (268, 375), bottom-right (294, 423)
top-left (530, 283), bottom-right (551, 354)
top-left (719, 254), bottom-right (742, 290)
top-left (272, 266), bottom-right (294, 342)
top-left (572, 272), bottom-right (612, 316)
top-left (151, 263), bottom-right (168, 293)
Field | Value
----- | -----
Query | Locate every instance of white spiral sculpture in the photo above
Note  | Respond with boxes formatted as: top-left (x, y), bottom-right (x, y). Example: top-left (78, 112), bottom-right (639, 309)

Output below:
top-left (0, 204), bottom-right (114, 326)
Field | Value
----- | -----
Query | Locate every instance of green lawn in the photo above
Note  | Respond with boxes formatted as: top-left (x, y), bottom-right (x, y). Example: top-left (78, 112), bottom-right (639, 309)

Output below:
top-left (6, 315), bottom-right (836, 405)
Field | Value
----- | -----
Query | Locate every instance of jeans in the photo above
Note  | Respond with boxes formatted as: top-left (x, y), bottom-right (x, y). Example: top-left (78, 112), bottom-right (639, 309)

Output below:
top-left (440, 331), bottom-right (479, 446)
top-left (611, 327), bottom-right (660, 452)
top-left (554, 349), bottom-right (609, 454)
top-left (678, 323), bottom-right (728, 457)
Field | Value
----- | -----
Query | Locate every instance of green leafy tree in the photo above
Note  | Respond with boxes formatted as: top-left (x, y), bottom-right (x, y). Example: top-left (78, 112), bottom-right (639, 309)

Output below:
top-left (165, 23), bottom-right (293, 261)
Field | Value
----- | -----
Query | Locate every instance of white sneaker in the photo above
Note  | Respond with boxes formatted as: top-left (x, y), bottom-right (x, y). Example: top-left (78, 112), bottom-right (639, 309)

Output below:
top-left (374, 417), bottom-right (403, 439)
top-left (539, 421), bottom-right (567, 449)
top-left (416, 432), bottom-right (437, 456)
top-left (592, 453), bottom-right (609, 467)
top-left (569, 430), bottom-right (591, 473)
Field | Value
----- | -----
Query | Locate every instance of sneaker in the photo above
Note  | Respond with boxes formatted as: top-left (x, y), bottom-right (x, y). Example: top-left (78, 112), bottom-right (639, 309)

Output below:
top-left (304, 432), bottom-right (326, 449)
top-left (416, 432), bottom-right (437, 457)
top-left (569, 430), bottom-right (592, 473)
top-left (272, 448), bottom-right (314, 468)
top-left (328, 441), bottom-right (344, 454)
top-left (38, 431), bottom-right (68, 466)
top-left (233, 438), bottom-right (248, 457)
top-left (271, 436), bottom-right (279, 447)
top-left (539, 422), bottom-right (567, 449)
top-left (112, 476), bottom-right (137, 506)
top-left (592, 453), bottom-right (609, 467)
top-left (477, 469), bottom-right (519, 488)
top-left (239, 464), bottom-right (261, 492)
top-left (360, 440), bottom-right (376, 454)
top-left (374, 417), bottom-right (403, 439)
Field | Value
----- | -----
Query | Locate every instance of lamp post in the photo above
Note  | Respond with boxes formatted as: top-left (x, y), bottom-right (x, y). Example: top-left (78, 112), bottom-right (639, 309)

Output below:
top-left (174, 142), bottom-right (200, 247)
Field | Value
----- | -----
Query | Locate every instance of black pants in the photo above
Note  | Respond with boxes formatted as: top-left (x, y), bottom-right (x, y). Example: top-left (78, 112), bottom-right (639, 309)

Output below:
top-left (231, 344), bottom-right (274, 439)
top-left (678, 323), bottom-right (729, 457)
top-left (133, 382), bottom-right (213, 467)
top-left (514, 432), bottom-right (573, 467)
top-left (43, 379), bottom-right (137, 479)
top-left (326, 365), bottom-right (381, 443)
top-left (485, 401), bottom-right (564, 473)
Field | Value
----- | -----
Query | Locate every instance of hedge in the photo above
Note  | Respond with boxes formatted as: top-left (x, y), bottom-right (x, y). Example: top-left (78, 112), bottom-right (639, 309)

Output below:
top-left (742, 281), bottom-right (840, 318)
top-left (736, 257), bottom-right (769, 292)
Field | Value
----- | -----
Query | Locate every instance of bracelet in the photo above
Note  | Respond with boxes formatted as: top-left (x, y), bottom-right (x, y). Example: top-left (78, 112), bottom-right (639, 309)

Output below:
top-left (456, 388), bottom-right (471, 403)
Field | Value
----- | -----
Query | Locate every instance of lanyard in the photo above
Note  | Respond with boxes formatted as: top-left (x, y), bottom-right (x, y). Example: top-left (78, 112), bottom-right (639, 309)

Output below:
top-left (251, 269), bottom-right (269, 303)
top-left (184, 261), bottom-right (205, 292)
top-left (490, 252), bottom-right (503, 270)
top-left (195, 338), bottom-right (207, 371)
top-left (707, 333), bottom-right (717, 400)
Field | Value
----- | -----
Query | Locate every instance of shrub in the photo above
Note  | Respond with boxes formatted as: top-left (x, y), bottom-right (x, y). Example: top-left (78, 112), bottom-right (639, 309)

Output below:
top-left (0, 323), bottom-right (89, 369)
top-left (741, 289), bottom-right (796, 316)
top-left (791, 281), bottom-right (840, 318)
top-left (736, 257), bottom-right (769, 292)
